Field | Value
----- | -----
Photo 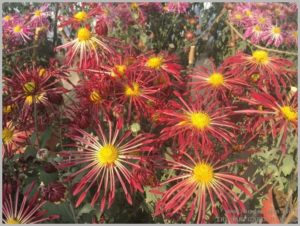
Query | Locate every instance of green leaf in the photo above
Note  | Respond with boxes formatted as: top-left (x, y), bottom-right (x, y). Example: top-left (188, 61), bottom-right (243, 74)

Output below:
top-left (39, 170), bottom-right (58, 185)
top-left (43, 202), bottom-right (75, 223)
top-left (77, 203), bottom-right (94, 218)
top-left (281, 155), bottom-right (295, 176)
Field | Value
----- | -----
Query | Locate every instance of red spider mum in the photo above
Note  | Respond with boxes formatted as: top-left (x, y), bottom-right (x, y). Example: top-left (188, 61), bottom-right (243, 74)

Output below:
top-left (58, 120), bottom-right (154, 212)
top-left (116, 71), bottom-right (160, 120)
top-left (58, 7), bottom-right (102, 28)
top-left (235, 88), bottom-right (297, 152)
top-left (188, 60), bottom-right (248, 102)
top-left (224, 50), bottom-right (296, 89)
top-left (154, 152), bottom-right (254, 223)
top-left (2, 182), bottom-right (59, 224)
top-left (55, 26), bottom-right (114, 68)
top-left (159, 92), bottom-right (237, 154)
top-left (139, 52), bottom-right (182, 86)
top-left (75, 75), bottom-right (113, 116)
top-left (2, 121), bottom-right (32, 158)
top-left (4, 66), bottom-right (66, 119)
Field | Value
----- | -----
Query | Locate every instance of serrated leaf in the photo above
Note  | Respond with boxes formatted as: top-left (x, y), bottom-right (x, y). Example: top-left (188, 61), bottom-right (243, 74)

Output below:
top-left (43, 202), bottom-right (74, 223)
top-left (281, 155), bottom-right (295, 176)
top-left (40, 170), bottom-right (58, 185)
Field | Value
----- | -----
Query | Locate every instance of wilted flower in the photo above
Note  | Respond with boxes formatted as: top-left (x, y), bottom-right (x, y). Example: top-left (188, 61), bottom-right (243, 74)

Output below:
top-left (41, 182), bottom-right (67, 203)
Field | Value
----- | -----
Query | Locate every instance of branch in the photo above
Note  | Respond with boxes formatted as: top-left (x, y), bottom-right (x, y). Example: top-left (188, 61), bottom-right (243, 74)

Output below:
top-left (225, 20), bottom-right (298, 56)
top-left (192, 8), bottom-right (226, 45)
top-left (4, 45), bottom-right (39, 56)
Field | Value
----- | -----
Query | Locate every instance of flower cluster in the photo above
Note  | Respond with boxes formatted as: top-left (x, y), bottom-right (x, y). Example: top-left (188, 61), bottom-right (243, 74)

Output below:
top-left (2, 2), bottom-right (297, 224)
top-left (227, 2), bottom-right (298, 47)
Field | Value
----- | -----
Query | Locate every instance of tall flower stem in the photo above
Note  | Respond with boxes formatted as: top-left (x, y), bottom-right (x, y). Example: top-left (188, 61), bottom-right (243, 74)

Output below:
top-left (33, 97), bottom-right (40, 149)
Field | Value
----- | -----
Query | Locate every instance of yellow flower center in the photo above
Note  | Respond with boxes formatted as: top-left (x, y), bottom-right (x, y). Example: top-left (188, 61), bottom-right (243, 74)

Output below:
top-left (3, 105), bottom-right (13, 114)
top-left (146, 57), bottom-right (163, 70)
top-left (97, 144), bottom-right (118, 165)
top-left (23, 81), bottom-right (36, 94)
top-left (251, 73), bottom-right (260, 82)
top-left (6, 217), bottom-right (20, 224)
top-left (272, 26), bottom-right (281, 35)
top-left (125, 82), bottom-right (141, 97)
top-left (89, 90), bottom-right (102, 103)
top-left (34, 10), bottom-right (42, 16)
top-left (13, 25), bottom-right (22, 33)
top-left (77, 27), bottom-right (91, 41)
top-left (131, 3), bottom-right (139, 10)
top-left (38, 68), bottom-right (46, 77)
top-left (258, 17), bottom-right (266, 24)
top-left (252, 50), bottom-right (269, 65)
top-left (192, 163), bottom-right (214, 186)
top-left (235, 13), bottom-right (242, 20)
top-left (111, 64), bottom-right (127, 77)
top-left (2, 128), bottom-right (14, 144)
top-left (281, 106), bottom-right (297, 121)
top-left (74, 11), bottom-right (88, 21)
top-left (4, 15), bottom-right (11, 21)
top-left (25, 93), bottom-right (44, 105)
top-left (245, 10), bottom-right (252, 17)
top-left (189, 112), bottom-right (211, 130)
top-left (208, 72), bottom-right (224, 87)
top-left (254, 25), bottom-right (261, 32)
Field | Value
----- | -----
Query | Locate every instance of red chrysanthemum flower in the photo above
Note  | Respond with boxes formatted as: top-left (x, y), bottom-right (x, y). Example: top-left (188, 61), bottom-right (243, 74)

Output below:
top-left (2, 182), bottom-right (59, 224)
top-left (224, 50), bottom-right (296, 89)
top-left (2, 121), bottom-right (32, 158)
top-left (139, 52), bottom-right (182, 86)
top-left (116, 71), bottom-right (160, 120)
top-left (4, 66), bottom-right (66, 119)
top-left (188, 60), bottom-right (248, 102)
top-left (159, 92), bottom-right (236, 154)
top-left (75, 75), bottom-right (113, 116)
top-left (58, 120), bottom-right (154, 212)
top-left (235, 88), bottom-right (297, 152)
top-left (154, 152), bottom-right (254, 223)
top-left (55, 26), bottom-right (114, 68)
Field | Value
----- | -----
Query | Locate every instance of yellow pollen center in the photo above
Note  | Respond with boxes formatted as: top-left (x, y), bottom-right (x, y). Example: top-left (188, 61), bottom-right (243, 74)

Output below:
top-left (97, 144), bottom-right (118, 165)
top-left (38, 68), bottom-right (46, 77)
top-left (4, 15), bottom-right (11, 21)
top-left (192, 163), bottom-right (214, 185)
top-left (281, 106), bottom-right (297, 121)
top-left (131, 3), bottom-right (139, 10)
top-left (272, 26), bottom-right (281, 35)
top-left (23, 81), bottom-right (36, 94)
top-left (111, 64), bottom-right (127, 77)
top-left (13, 25), bottom-right (22, 33)
top-left (125, 82), bottom-right (141, 97)
top-left (77, 28), bottom-right (91, 41)
top-left (245, 10), bottom-right (252, 17)
top-left (189, 112), bottom-right (211, 130)
top-left (252, 50), bottom-right (269, 65)
top-left (258, 17), bottom-right (266, 24)
top-left (235, 14), bottom-right (242, 20)
top-left (251, 73), bottom-right (260, 82)
top-left (89, 90), bottom-right (102, 103)
top-left (6, 217), bottom-right (20, 224)
top-left (3, 105), bottom-right (13, 114)
top-left (34, 10), bottom-right (42, 16)
top-left (208, 72), bottom-right (224, 87)
top-left (74, 11), bottom-right (88, 21)
top-left (254, 25), bottom-right (261, 32)
top-left (146, 57), bottom-right (163, 69)
top-left (2, 128), bottom-right (14, 144)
